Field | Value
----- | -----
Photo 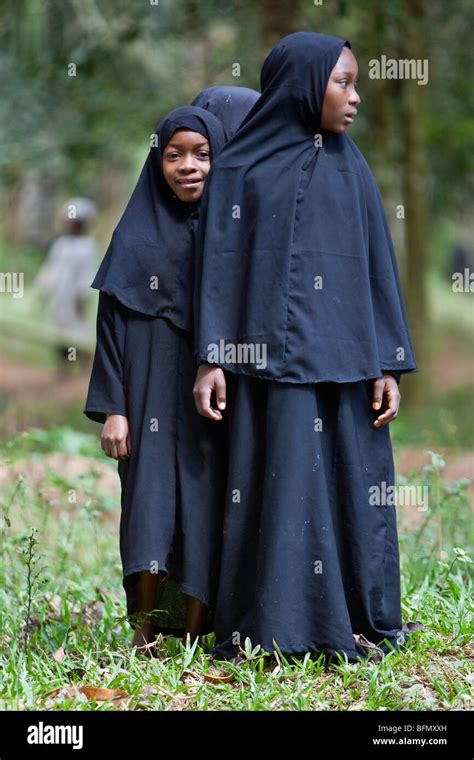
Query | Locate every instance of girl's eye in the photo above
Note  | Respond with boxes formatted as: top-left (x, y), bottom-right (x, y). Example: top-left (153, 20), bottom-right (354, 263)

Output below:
top-left (165, 152), bottom-right (180, 160)
top-left (197, 152), bottom-right (210, 160)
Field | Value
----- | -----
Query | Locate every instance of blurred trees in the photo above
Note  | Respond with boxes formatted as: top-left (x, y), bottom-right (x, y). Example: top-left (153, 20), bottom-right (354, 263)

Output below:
top-left (0, 0), bottom-right (472, 402)
top-left (2, 0), bottom-right (471, 222)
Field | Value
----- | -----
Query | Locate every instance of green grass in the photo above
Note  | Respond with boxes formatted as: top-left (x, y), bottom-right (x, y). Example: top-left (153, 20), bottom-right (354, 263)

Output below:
top-left (0, 429), bottom-right (472, 711)
top-left (392, 383), bottom-right (474, 450)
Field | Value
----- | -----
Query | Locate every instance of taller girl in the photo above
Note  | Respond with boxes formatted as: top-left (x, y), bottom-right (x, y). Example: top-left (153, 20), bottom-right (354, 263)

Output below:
top-left (193, 32), bottom-right (422, 663)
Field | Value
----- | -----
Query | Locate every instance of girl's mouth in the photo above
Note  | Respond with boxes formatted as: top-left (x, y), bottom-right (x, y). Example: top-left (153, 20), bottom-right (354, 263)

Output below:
top-left (177, 178), bottom-right (202, 188)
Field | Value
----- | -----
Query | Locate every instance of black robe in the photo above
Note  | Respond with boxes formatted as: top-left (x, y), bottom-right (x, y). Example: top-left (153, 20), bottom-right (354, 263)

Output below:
top-left (84, 95), bottom-right (259, 636)
top-left (194, 36), bottom-right (417, 383)
top-left (85, 291), bottom-right (229, 634)
top-left (193, 33), bottom-right (421, 661)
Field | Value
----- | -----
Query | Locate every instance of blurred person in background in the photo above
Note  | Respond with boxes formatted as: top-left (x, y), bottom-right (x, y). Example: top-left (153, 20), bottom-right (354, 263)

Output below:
top-left (33, 197), bottom-right (99, 370)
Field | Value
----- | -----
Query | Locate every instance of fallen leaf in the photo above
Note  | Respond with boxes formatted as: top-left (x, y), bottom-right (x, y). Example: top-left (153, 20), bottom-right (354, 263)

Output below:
top-left (44, 684), bottom-right (130, 704)
top-left (52, 645), bottom-right (65, 663)
top-left (203, 668), bottom-right (235, 684)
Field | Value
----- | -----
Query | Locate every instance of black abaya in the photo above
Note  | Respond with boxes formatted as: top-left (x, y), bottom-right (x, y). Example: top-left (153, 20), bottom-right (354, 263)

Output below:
top-left (192, 34), bottom-right (422, 661)
top-left (211, 375), bottom-right (408, 661)
top-left (85, 291), bottom-right (229, 634)
top-left (84, 96), bottom-right (258, 637)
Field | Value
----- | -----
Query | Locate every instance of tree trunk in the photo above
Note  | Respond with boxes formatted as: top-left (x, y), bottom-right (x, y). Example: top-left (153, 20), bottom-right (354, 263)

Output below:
top-left (260, 0), bottom-right (302, 50)
top-left (399, 0), bottom-right (430, 406)
top-left (13, 170), bottom-right (57, 248)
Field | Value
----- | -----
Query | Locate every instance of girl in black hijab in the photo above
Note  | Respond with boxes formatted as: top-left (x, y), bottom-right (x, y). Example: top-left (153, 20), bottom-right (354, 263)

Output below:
top-left (191, 86), bottom-right (261, 139)
top-left (193, 33), bottom-right (423, 663)
top-left (84, 88), bottom-right (259, 655)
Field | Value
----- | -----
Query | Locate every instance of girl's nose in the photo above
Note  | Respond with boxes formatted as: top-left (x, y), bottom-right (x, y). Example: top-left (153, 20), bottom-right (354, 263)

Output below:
top-left (350, 90), bottom-right (361, 106)
top-left (179, 154), bottom-right (196, 172)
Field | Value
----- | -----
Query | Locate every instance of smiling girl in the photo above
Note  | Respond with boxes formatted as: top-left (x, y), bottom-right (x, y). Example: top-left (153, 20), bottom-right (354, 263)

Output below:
top-left (83, 92), bottom-right (258, 656)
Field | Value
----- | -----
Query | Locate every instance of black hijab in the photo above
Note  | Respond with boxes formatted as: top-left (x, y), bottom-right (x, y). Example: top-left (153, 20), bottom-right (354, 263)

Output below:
top-left (191, 86), bottom-right (260, 139)
top-left (194, 32), bottom-right (418, 383)
top-left (90, 106), bottom-right (226, 328)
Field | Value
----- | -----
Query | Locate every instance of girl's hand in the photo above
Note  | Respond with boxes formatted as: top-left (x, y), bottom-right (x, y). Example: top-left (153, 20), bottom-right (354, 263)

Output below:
top-left (193, 364), bottom-right (226, 421)
top-left (102, 414), bottom-right (131, 459)
top-left (372, 374), bottom-right (401, 428)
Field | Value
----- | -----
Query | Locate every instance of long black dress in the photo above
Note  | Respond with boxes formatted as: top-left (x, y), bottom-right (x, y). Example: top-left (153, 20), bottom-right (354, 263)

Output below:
top-left (84, 291), bottom-right (229, 635)
top-left (210, 375), bottom-right (409, 660)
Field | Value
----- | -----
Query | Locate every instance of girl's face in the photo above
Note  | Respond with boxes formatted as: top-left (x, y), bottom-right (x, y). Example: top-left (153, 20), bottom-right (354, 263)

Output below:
top-left (321, 47), bottom-right (361, 133)
top-left (162, 129), bottom-right (211, 202)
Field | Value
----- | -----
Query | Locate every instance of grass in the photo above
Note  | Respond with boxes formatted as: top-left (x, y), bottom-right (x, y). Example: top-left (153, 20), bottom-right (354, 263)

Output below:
top-left (392, 383), bottom-right (474, 450)
top-left (0, 428), bottom-right (472, 711)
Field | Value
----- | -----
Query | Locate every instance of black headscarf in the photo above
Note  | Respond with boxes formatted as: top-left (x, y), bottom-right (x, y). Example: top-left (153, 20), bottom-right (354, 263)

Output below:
top-left (194, 32), bottom-right (418, 383)
top-left (90, 106), bottom-right (226, 327)
top-left (191, 86), bottom-right (260, 139)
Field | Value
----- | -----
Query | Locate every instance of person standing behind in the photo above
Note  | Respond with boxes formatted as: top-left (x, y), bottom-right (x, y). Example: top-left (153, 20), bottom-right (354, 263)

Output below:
top-left (34, 197), bottom-right (98, 368)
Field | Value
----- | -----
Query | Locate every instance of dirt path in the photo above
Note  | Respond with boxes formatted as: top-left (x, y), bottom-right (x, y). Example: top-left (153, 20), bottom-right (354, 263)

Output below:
top-left (0, 352), bottom-right (93, 435)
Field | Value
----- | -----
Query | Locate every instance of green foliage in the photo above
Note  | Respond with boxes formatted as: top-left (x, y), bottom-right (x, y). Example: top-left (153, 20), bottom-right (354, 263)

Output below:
top-left (0, 426), bottom-right (104, 460)
top-left (0, 443), bottom-right (471, 710)
top-left (1, 0), bottom-right (472, 209)
top-left (0, 0), bottom-right (262, 190)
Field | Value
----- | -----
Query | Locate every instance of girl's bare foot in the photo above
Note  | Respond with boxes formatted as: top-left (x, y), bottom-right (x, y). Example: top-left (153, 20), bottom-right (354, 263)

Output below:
top-left (132, 621), bottom-right (156, 658)
top-left (182, 595), bottom-right (208, 646)
top-left (130, 569), bottom-right (162, 658)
